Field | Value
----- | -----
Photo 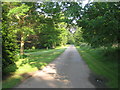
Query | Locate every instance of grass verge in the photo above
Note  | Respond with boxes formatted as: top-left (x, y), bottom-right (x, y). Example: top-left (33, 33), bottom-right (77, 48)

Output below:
top-left (2, 45), bottom-right (67, 88)
top-left (76, 44), bottom-right (118, 88)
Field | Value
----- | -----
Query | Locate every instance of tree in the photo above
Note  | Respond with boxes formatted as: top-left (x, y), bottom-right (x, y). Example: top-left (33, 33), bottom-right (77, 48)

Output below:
top-left (73, 27), bottom-right (83, 45)
top-left (7, 3), bottom-right (35, 55)
top-left (55, 22), bottom-right (68, 46)
top-left (62, 2), bottom-right (82, 24)
top-left (2, 2), bottom-right (18, 74)
top-left (37, 18), bottom-right (57, 49)
top-left (67, 31), bottom-right (75, 44)
top-left (77, 2), bottom-right (120, 48)
top-left (35, 2), bottom-right (69, 48)
top-left (36, 17), bottom-right (68, 49)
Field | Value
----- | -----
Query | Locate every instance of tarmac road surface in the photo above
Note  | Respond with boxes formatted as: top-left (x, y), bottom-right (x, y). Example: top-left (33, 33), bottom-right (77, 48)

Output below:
top-left (15, 45), bottom-right (96, 88)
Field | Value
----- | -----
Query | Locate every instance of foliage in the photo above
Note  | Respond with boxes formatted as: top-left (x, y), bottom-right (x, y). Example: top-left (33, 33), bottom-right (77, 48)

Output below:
top-left (62, 2), bottom-right (82, 24)
top-left (67, 31), bottom-right (75, 44)
top-left (55, 22), bottom-right (68, 46)
top-left (35, 2), bottom-right (69, 49)
top-left (77, 2), bottom-right (120, 48)
top-left (36, 20), bottom-right (68, 48)
top-left (7, 4), bottom-right (30, 18)
top-left (36, 18), bottom-right (56, 48)
top-left (73, 26), bottom-right (83, 45)
top-left (2, 2), bottom-right (18, 74)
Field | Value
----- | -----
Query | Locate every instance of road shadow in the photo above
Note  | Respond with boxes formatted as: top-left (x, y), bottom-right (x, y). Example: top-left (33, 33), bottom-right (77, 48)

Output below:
top-left (88, 72), bottom-right (108, 88)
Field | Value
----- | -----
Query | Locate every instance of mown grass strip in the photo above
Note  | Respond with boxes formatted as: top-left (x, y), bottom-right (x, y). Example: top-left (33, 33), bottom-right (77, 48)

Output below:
top-left (76, 45), bottom-right (118, 88)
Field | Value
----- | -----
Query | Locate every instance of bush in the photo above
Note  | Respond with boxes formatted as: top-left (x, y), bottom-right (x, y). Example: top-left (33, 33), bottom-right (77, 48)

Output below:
top-left (2, 21), bottom-right (18, 74)
top-left (3, 64), bottom-right (18, 74)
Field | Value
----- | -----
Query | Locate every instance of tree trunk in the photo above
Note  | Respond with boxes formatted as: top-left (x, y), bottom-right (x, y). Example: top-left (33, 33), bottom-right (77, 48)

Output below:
top-left (20, 35), bottom-right (24, 55)
top-left (52, 45), bottom-right (55, 49)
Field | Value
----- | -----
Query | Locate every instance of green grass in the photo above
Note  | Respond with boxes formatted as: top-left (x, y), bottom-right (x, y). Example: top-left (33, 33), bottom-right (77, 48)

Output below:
top-left (76, 45), bottom-right (118, 88)
top-left (2, 45), bottom-right (67, 88)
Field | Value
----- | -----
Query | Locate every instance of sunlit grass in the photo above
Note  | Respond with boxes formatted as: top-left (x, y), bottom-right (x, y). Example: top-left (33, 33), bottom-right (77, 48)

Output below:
top-left (76, 45), bottom-right (118, 88)
top-left (3, 45), bottom-right (67, 88)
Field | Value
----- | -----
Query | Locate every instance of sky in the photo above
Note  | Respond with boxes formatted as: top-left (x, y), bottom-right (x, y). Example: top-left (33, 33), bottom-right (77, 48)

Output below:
top-left (82, 0), bottom-right (89, 7)
top-left (82, 0), bottom-right (93, 7)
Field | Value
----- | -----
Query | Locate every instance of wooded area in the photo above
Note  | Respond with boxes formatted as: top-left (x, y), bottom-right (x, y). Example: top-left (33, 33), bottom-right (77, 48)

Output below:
top-left (2, 1), bottom-right (119, 88)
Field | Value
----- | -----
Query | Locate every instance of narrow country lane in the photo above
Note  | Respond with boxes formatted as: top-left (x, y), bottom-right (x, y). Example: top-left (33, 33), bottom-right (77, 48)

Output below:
top-left (14, 45), bottom-right (96, 88)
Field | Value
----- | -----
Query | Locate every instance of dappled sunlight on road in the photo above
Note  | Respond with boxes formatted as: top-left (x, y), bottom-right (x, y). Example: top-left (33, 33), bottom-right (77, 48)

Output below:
top-left (16, 61), bottom-right (71, 88)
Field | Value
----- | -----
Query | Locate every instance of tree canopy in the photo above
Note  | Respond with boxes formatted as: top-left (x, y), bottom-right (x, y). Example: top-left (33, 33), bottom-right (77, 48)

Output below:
top-left (77, 2), bottom-right (120, 48)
